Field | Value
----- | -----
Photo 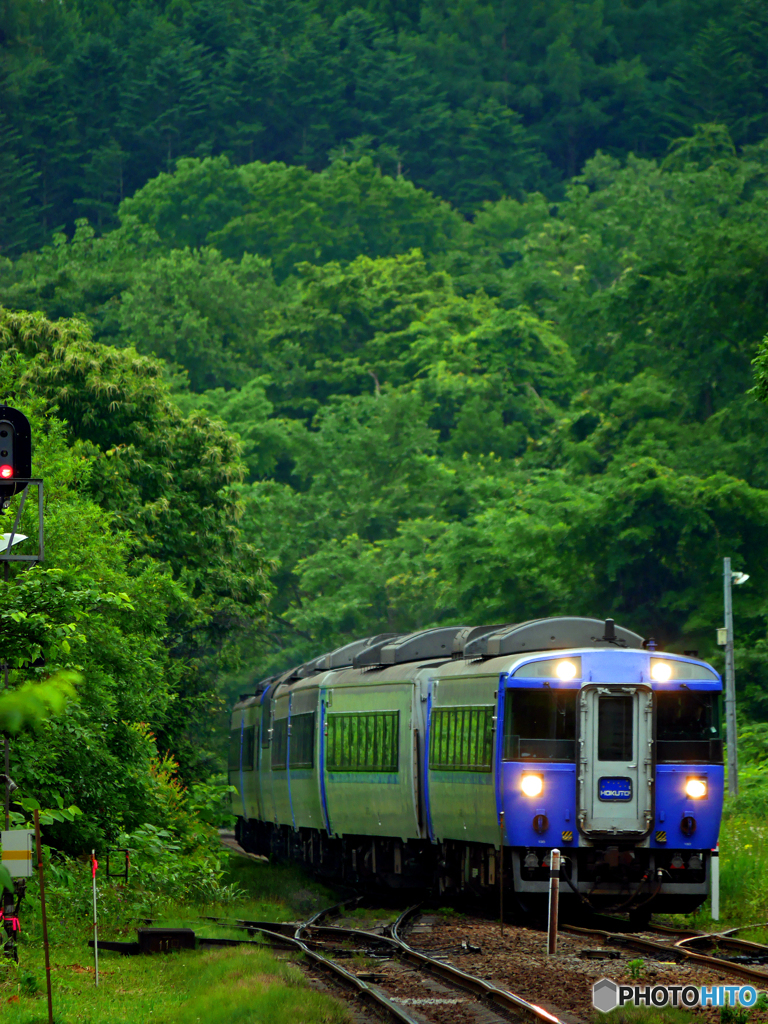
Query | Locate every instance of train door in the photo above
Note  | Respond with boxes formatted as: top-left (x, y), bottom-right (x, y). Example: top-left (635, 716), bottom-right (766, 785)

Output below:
top-left (260, 685), bottom-right (277, 824)
top-left (412, 667), bottom-right (434, 841)
top-left (578, 683), bottom-right (653, 838)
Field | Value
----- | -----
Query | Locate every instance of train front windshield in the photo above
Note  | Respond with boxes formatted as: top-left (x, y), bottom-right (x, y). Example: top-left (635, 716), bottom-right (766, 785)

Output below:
top-left (502, 690), bottom-right (577, 761)
top-left (656, 690), bottom-right (723, 763)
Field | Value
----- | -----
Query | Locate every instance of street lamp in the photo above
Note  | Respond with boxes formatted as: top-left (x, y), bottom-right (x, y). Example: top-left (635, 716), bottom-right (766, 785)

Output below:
top-left (719, 558), bottom-right (749, 797)
top-left (0, 533), bottom-right (27, 554)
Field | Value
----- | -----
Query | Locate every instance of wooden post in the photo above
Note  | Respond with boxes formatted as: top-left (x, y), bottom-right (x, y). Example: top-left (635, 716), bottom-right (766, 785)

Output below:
top-left (33, 810), bottom-right (53, 1024)
top-left (499, 810), bottom-right (505, 937)
top-left (547, 848), bottom-right (561, 955)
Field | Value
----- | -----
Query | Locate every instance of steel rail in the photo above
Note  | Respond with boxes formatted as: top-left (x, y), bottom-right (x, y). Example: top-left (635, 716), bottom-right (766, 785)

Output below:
top-left (197, 912), bottom-right (397, 956)
top-left (560, 923), bottom-right (768, 985)
top-left (390, 905), bottom-right (567, 1024)
top-left (675, 932), bottom-right (768, 957)
top-left (292, 900), bottom-right (423, 1024)
top-left (718, 922), bottom-right (768, 940)
top-left (186, 899), bottom-right (423, 1024)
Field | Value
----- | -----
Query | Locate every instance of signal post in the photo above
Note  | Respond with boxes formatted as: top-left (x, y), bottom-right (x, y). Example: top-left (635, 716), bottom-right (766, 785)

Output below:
top-left (0, 403), bottom-right (44, 962)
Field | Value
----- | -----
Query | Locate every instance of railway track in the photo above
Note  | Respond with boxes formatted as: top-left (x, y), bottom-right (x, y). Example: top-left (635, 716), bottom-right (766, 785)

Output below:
top-left (199, 899), bottom-right (422, 1024)
top-left (559, 921), bottom-right (768, 986)
top-left (389, 906), bottom-right (570, 1024)
top-left (217, 836), bottom-right (768, 1013)
top-left (194, 901), bottom-right (576, 1024)
top-left (218, 834), bottom-right (576, 1022)
top-left (675, 929), bottom-right (768, 968)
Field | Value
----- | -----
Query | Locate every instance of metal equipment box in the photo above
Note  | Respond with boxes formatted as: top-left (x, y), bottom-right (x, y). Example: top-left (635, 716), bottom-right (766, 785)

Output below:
top-left (1, 829), bottom-right (35, 878)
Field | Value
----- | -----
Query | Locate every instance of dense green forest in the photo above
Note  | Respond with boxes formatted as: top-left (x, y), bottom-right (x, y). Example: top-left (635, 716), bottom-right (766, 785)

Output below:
top-left (3, 0), bottom-right (768, 845)
top-left (3, 0), bottom-right (768, 251)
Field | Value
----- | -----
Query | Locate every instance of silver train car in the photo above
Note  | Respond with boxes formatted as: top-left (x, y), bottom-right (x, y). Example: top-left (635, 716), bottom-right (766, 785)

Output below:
top-left (229, 618), bottom-right (723, 919)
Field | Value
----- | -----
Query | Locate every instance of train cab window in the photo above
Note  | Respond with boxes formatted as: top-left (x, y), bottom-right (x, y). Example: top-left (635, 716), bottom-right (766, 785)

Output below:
top-left (429, 706), bottom-right (494, 771)
top-left (598, 695), bottom-right (633, 761)
top-left (291, 712), bottom-right (315, 769)
top-left (503, 690), bottom-right (576, 761)
top-left (657, 691), bottom-right (723, 763)
top-left (326, 712), bottom-right (399, 772)
top-left (272, 718), bottom-right (288, 770)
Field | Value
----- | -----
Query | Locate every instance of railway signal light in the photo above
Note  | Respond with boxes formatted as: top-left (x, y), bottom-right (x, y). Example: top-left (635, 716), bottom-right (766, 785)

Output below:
top-left (0, 405), bottom-right (31, 506)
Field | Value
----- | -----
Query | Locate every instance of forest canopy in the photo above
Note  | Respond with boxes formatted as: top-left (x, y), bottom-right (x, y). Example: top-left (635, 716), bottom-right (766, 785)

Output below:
top-left (3, 0), bottom-right (768, 832)
top-left (3, 0), bottom-right (768, 252)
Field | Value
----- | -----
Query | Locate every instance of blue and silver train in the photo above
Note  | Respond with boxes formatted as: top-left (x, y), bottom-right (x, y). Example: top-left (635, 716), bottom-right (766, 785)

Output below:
top-left (230, 618), bottom-right (723, 919)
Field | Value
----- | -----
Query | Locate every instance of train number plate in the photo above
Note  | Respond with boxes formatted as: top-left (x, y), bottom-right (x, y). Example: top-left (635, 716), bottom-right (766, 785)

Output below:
top-left (598, 777), bottom-right (632, 801)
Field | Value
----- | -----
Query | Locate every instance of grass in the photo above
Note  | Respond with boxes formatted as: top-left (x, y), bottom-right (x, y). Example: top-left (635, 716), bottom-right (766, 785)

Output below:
top-left (0, 853), bottom-right (350, 1024)
top-left (597, 1008), bottom-right (710, 1024)
top-left (0, 944), bottom-right (349, 1024)
top-left (339, 906), bottom-right (395, 923)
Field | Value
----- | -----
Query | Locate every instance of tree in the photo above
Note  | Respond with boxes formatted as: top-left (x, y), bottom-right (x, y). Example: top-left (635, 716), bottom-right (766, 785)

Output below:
top-left (0, 112), bottom-right (40, 257)
top-left (118, 156), bottom-right (252, 252)
top-left (120, 154), bottom-right (465, 280)
top-left (117, 246), bottom-right (277, 390)
top-left (1, 309), bottom-right (273, 781)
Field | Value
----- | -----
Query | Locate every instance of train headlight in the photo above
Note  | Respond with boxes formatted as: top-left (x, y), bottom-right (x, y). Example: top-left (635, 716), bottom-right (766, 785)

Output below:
top-left (685, 777), bottom-right (707, 799)
top-left (521, 774), bottom-right (544, 798)
top-left (555, 659), bottom-right (578, 681)
top-left (651, 660), bottom-right (673, 682)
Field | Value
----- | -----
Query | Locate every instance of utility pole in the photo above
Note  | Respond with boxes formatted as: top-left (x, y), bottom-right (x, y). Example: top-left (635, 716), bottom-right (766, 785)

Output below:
top-left (722, 557), bottom-right (740, 797)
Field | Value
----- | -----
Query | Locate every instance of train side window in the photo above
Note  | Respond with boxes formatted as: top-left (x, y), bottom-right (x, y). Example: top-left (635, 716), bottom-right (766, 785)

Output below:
top-left (230, 725), bottom-right (257, 770)
top-left (272, 718), bottom-right (288, 770)
top-left (503, 690), bottom-right (576, 761)
top-left (598, 695), bottom-right (633, 761)
top-left (429, 706), bottom-right (494, 771)
top-left (242, 724), bottom-right (257, 771)
top-left (291, 712), bottom-right (315, 769)
top-left (326, 712), bottom-right (399, 772)
top-left (228, 729), bottom-right (241, 771)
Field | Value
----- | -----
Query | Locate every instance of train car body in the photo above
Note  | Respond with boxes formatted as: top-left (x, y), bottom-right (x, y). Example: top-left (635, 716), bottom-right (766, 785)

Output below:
top-left (229, 618), bottom-right (723, 918)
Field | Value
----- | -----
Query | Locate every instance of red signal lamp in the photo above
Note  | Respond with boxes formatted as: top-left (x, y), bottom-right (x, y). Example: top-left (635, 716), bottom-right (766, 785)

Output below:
top-left (0, 465), bottom-right (13, 479)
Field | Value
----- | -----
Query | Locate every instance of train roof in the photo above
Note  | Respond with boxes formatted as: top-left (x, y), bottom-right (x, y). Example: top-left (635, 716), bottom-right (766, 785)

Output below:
top-left (233, 617), bottom-right (660, 706)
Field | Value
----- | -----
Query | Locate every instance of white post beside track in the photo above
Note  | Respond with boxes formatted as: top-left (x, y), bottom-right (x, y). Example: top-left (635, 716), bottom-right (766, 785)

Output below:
top-left (92, 850), bottom-right (99, 986)
top-left (711, 844), bottom-right (720, 922)
top-left (547, 848), bottom-right (561, 954)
